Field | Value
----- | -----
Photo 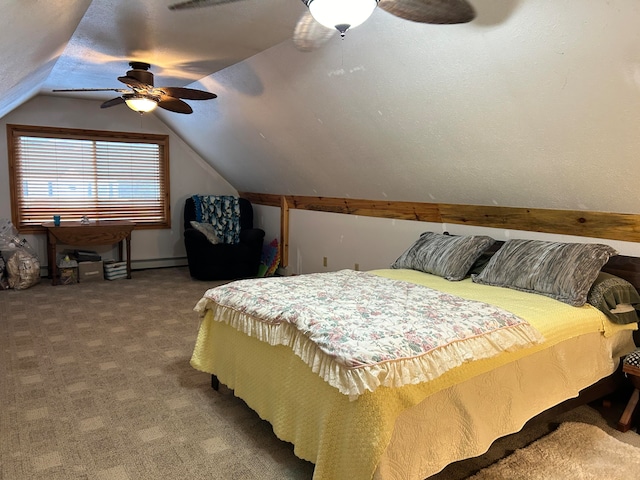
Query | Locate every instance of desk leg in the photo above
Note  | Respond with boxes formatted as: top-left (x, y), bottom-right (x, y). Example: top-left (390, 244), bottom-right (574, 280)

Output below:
top-left (48, 233), bottom-right (58, 286)
top-left (46, 233), bottom-right (52, 280)
top-left (125, 234), bottom-right (132, 279)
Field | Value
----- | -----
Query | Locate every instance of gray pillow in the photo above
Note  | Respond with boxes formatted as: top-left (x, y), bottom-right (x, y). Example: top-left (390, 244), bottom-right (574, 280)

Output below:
top-left (472, 239), bottom-right (618, 306)
top-left (190, 221), bottom-right (221, 245)
top-left (391, 232), bottom-right (495, 281)
top-left (587, 272), bottom-right (640, 324)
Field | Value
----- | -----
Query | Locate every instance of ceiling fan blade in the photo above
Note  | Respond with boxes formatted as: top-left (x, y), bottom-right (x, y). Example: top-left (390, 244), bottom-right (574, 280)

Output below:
top-left (168, 0), bottom-right (243, 10)
top-left (157, 97), bottom-right (193, 114)
top-left (293, 11), bottom-right (336, 52)
top-left (100, 97), bottom-right (126, 109)
top-left (118, 75), bottom-right (151, 90)
top-left (378, 0), bottom-right (476, 24)
top-left (52, 88), bottom-right (128, 93)
top-left (155, 87), bottom-right (217, 100)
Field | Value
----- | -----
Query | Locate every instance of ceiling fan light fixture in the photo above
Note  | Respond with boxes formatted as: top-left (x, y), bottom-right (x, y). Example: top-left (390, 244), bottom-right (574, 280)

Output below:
top-left (308, 0), bottom-right (378, 35)
top-left (124, 95), bottom-right (158, 113)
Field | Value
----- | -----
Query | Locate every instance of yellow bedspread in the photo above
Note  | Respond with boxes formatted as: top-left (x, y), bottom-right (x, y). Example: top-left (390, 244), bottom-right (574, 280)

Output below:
top-left (190, 269), bottom-right (636, 480)
top-left (375, 269), bottom-right (635, 341)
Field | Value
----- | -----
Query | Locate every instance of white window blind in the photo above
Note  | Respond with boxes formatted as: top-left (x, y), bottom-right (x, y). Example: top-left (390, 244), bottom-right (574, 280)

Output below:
top-left (7, 125), bottom-right (170, 231)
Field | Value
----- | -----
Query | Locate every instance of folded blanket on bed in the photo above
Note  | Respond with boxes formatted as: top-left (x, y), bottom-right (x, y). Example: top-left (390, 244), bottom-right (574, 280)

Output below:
top-left (195, 270), bottom-right (544, 397)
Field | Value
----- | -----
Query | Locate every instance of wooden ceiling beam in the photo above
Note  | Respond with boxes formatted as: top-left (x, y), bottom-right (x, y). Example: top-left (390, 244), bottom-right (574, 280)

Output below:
top-left (240, 192), bottom-right (640, 268)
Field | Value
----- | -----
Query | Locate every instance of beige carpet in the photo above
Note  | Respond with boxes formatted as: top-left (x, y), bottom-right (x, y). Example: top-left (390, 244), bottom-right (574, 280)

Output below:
top-left (0, 266), bottom-right (638, 480)
top-left (468, 421), bottom-right (640, 479)
top-left (0, 267), bottom-right (315, 480)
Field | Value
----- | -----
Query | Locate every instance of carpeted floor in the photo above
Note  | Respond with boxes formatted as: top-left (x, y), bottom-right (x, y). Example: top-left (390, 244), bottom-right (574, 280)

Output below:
top-left (0, 267), bottom-right (314, 480)
top-left (1, 266), bottom-right (638, 479)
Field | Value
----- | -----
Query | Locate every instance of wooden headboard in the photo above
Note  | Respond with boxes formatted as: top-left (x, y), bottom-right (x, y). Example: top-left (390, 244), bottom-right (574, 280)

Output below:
top-left (601, 255), bottom-right (640, 293)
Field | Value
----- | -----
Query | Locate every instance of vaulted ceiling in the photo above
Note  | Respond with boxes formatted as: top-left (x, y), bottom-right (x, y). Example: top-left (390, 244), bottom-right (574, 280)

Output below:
top-left (3, 0), bottom-right (640, 214)
top-left (1, 0), bottom-right (305, 116)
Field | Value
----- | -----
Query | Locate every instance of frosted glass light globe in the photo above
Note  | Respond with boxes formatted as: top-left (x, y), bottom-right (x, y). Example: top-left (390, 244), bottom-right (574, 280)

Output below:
top-left (124, 96), bottom-right (158, 113)
top-left (308, 0), bottom-right (378, 34)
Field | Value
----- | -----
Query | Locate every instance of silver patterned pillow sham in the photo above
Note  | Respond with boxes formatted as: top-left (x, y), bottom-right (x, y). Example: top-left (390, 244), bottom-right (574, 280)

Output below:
top-left (472, 239), bottom-right (618, 306)
top-left (391, 232), bottom-right (495, 281)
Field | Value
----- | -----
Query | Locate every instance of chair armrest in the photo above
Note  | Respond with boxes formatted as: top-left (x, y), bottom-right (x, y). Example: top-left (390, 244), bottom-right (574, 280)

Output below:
top-left (240, 228), bottom-right (266, 245)
top-left (184, 227), bottom-right (214, 247)
top-left (187, 227), bottom-right (264, 248)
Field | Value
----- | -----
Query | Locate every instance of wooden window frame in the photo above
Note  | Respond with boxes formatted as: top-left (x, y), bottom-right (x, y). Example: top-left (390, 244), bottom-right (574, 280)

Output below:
top-left (7, 124), bottom-right (171, 233)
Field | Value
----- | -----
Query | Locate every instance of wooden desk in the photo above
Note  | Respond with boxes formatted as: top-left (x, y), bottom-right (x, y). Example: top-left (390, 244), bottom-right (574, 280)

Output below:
top-left (43, 221), bottom-right (135, 285)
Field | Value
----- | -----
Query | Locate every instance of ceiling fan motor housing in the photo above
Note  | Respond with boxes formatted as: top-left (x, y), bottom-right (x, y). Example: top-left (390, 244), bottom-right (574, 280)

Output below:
top-left (127, 62), bottom-right (154, 86)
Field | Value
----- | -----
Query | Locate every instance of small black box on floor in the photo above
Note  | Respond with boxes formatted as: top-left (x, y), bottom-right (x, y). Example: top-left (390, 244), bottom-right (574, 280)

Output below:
top-left (73, 249), bottom-right (102, 262)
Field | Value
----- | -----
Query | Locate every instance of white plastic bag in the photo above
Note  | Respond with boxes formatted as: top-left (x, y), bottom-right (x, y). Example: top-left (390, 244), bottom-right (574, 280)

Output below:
top-left (5, 249), bottom-right (41, 290)
top-left (0, 256), bottom-right (8, 290)
top-left (0, 218), bottom-right (40, 290)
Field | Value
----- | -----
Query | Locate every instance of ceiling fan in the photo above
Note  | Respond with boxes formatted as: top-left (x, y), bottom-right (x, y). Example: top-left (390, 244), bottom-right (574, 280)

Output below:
top-left (167, 0), bottom-right (476, 52)
top-left (52, 62), bottom-right (217, 114)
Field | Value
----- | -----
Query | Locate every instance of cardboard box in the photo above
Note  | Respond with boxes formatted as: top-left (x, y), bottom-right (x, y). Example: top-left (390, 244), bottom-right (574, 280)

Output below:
top-left (78, 261), bottom-right (104, 282)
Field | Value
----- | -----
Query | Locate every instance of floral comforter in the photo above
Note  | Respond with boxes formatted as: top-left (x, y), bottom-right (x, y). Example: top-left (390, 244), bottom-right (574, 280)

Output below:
top-left (195, 269), bottom-right (545, 396)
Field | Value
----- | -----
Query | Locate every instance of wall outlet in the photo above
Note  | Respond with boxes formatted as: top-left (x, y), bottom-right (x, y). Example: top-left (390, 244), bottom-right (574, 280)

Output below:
top-left (323, 256), bottom-right (327, 267)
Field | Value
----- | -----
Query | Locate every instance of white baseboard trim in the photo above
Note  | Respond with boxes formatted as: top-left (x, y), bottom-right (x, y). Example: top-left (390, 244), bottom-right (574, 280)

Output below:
top-left (40, 257), bottom-right (189, 276)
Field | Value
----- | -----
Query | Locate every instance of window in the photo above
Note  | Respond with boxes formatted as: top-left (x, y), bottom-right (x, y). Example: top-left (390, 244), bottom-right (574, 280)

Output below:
top-left (7, 125), bottom-right (170, 233)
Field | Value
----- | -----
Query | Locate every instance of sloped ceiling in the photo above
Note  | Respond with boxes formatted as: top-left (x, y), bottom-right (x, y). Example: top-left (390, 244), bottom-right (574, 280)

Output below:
top-left (1, 0), bottom-right (304, 119)
top-left (4, 0), bottom-right (640, 215)
top-left (40, 0), bottom-right (306, 93)
top-left (161, 0), bottom-right (640, 214)
top-left (0, 0), bottom-right (92, 118)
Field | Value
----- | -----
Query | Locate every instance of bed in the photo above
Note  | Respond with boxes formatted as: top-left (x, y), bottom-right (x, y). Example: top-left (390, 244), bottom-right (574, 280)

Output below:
top-left (190, 233), bottom-right (640, 480)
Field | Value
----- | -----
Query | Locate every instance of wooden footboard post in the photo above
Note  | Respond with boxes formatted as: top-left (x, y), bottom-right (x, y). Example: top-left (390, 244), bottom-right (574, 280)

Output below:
top-left (211, 374), bottom-right (220, 391)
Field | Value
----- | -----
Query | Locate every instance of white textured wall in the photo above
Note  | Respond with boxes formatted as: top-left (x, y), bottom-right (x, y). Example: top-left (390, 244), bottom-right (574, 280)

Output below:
top-left (0, 95), bottom-right (236, 268)
top-left (252, 205), bottom-right (281, 248)
top-left (256, 208), bottom-right (640, 275)
top-left (165, 0), bottom-right (640, 215)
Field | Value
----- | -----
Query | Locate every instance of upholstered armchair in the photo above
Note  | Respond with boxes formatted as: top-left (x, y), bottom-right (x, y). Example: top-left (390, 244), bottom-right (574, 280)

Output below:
top-left (183, 196), bottom-right (265, 280)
